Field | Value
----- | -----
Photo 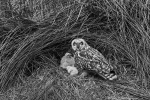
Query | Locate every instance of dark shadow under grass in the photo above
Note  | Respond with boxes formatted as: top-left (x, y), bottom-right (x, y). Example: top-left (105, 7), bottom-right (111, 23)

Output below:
top-left (0, 0), bottom-right (150, 100)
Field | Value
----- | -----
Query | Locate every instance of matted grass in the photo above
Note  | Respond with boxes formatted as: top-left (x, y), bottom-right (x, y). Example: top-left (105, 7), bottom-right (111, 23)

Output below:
top-left (0, 0), bottom-right (150, 100)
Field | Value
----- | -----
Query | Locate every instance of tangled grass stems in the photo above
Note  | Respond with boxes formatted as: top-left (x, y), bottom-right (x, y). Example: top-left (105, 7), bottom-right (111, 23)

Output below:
top-left (0, 0), bottom-right (150, 100)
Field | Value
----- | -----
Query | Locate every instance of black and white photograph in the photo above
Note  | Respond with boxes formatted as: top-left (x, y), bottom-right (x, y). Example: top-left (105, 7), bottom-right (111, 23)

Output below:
top-left (0, 0), bottom-right (150, 100)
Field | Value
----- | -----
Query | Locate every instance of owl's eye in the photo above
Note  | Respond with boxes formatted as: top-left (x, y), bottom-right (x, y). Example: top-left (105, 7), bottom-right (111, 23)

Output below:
top-left (80, 41), bottom-right (83, 45)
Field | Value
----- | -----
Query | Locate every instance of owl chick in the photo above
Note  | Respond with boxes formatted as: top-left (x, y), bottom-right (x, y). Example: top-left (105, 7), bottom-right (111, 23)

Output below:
top-left (71, 38), bottom-right (117, 80)
top-left (60, 53), bottom-right (75, 69)
top-left (66, 66), bottom-right (78, 76)
top-left (60, 53), bottom-right (78, 76)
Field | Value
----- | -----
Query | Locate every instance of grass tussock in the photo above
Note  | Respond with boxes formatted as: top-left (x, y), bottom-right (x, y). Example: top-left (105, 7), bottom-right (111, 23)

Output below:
top-left (0, 0), bottom-right (150, 100)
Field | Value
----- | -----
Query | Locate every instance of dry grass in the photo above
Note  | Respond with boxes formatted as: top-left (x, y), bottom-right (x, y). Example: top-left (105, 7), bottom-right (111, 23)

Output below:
top-left (0, 0), bottom-right (150, 100)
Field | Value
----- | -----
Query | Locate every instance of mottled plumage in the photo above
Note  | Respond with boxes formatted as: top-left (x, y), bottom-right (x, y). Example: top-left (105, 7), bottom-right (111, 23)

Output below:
top-left (71, 38), bottom-right (117, 80)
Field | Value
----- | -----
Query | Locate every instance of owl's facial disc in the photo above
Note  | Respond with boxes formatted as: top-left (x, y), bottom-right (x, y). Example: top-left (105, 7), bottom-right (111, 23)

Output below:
top-left (71, 38), bottom-right (86, 51)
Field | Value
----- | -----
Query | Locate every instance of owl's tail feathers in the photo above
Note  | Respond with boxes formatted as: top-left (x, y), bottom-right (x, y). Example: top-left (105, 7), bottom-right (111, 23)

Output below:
top-left (104, 73), bottom-right (117, 80)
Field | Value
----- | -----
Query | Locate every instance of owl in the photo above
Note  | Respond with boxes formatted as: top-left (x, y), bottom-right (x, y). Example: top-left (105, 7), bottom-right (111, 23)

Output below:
top-left (66, 66), bottom-right (78, 76)
top-left (60, 53), bottom-right (75, 69)
top-left (60, 53), bottom-right (78, 76)
top-left (71, 38), bottom-right (117, 80)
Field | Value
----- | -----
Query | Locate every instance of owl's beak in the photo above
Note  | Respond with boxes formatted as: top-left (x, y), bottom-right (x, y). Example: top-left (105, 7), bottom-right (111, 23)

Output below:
top-left (76, 44), bottom-right (80, 50)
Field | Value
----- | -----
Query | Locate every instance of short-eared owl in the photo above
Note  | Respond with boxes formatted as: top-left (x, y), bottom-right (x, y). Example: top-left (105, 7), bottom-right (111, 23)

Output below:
top-left (71, 38), bottom-right (117, 80)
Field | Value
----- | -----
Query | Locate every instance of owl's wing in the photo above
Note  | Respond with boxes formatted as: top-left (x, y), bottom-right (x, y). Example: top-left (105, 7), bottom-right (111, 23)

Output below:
top-left (90, 47), bottom-right (115, 70)
top-left (86, 47), bottom-right (108, 63)
top-left (75, 47), bottom-right (108, 66)
top-left (75, 47), bottom-right (117, 80)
